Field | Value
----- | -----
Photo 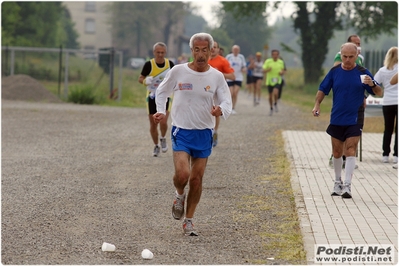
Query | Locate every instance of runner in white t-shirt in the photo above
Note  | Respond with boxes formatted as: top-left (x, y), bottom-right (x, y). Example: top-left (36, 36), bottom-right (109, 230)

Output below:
top-left (154, 33), bottom-right (232, 237)
top-left (225, 45), bottom-right (247, 114)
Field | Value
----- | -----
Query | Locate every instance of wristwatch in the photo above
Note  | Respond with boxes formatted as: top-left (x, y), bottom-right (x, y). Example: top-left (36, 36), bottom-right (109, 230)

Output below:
top-left (370, 80), bottom-right (377, 88)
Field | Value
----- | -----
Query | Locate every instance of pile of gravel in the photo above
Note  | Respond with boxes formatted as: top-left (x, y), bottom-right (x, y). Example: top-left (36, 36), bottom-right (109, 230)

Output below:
top-left (1, 74), bottom-right (63, 103)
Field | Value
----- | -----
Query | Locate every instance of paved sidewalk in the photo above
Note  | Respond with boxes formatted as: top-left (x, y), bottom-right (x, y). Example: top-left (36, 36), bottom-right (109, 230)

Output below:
top-left (283, 131), bottom-right (398, 264)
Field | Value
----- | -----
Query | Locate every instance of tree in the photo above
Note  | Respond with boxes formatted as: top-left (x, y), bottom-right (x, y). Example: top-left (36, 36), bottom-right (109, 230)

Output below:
top-left (109, 2), bottom-right (187, 58)
top-left (58, 6), bottom-right (80, 49)
top-left (1, 2), bottom-right (21, 45)
top-left (221, 1), bottom-right (398, 84)
top-left (209, 5), bottom-right (272, 57)
top-left (1, 2), bottom-right (79, 48)
top-left (293, 2), bottom-right (340, 84)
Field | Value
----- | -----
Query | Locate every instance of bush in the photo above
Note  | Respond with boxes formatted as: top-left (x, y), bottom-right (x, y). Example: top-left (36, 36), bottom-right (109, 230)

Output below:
top-left (67, 85), bottom-right (97, 104)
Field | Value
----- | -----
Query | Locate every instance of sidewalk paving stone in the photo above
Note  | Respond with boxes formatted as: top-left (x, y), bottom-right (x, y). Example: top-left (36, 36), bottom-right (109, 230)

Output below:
top-left (283, 130), bottom-right (398, 264)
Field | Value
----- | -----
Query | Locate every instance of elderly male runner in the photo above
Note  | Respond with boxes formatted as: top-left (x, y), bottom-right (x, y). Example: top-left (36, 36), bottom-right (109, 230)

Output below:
top-left (153, 33), bottom-right (232, 236)
top-left (312, 43), bottom-right (382, 199)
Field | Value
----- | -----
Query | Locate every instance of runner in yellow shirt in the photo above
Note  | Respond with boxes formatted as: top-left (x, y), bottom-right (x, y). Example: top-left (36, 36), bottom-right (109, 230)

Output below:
top-left (263, 49), bottom-right (286, 116)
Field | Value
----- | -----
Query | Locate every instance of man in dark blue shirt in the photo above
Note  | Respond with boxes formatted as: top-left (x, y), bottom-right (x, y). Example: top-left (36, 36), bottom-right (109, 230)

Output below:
top-left (312, 42), bottom-right (382, 199)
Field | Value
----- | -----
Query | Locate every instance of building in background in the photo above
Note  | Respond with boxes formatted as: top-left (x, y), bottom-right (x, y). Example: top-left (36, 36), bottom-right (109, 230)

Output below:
top-left (63, 1), bottom-right (187, 62)
top-left (63, 1), bottom-right (189, 63)
top-left (63, 2), bottom-right (112, 52)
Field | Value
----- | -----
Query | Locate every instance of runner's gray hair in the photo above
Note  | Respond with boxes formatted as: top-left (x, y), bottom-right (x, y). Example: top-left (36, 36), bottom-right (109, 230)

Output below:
top-left (153, 42), bottom-right (167, 51)
top-left (189, 33), bottom-right (214, 50)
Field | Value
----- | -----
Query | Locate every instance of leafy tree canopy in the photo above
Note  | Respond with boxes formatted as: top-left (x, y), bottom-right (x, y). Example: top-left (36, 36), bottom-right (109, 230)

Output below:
top-left (1, 2), bottom-right (79, 48)
top-left (221, 1), bottom-right (398, 83)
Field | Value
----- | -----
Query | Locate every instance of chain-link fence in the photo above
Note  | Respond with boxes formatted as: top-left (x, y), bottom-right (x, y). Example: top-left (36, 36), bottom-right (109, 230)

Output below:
top-left (1, 46), bottom-right (124, 101)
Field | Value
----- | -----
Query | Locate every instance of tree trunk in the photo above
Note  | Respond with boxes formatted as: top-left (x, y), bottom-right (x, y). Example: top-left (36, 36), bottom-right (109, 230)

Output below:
top-left (294, 1), bottom-right (341, 84)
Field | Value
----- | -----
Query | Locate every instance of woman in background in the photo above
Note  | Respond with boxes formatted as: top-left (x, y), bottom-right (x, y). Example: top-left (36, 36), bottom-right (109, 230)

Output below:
top-left (374, 47), bottom-right (398, 165)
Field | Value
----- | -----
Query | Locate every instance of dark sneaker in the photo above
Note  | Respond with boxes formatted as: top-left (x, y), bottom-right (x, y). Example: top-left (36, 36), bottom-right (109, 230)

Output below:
top-left (183, 219), bottom-right (198, 236)
top-left (331, 181), bottom-right (342, 196)
top-left (153, 145), bottom-right (160, 157)
top-left (341, 183), bottom-right (352, 199)
top-left (160, 137), bottom-right (168, 153)
top-left (172, 193), bottom-right (185, 220)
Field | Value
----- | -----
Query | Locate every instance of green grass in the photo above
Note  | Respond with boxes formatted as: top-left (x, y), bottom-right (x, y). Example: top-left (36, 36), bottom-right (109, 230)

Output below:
top-left (9, 53), bottom-right (385, 134)
top-left (280, 68), bottom-right (384, 133)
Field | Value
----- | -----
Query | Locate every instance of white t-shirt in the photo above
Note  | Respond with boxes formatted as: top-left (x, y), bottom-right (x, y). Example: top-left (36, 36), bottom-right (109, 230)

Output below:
top-left (374, 64), bottom-right (398, 106)
top-left (225, 53), bottom-right (246, 82)
top-left (155, 63), bottom-right (232, 129)
top-left (252, 60), bottom-right (264, 78)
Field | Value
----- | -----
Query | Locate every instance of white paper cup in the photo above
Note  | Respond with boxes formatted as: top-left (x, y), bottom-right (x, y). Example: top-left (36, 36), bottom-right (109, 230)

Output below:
top-left (102, 242), bottom-right (116, 252)
top-left (141, 248), bottom-right (154, 259)
top-left (360, 74), bottom-right (367, 83)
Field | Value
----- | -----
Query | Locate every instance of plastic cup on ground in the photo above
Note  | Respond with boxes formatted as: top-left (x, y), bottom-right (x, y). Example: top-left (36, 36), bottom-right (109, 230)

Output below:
top-left (102, 242), bottom-right (116, 252)
top-left (141, 249), bottom-right (154, 259)
top-left (360, 74), bottom-right (367, 83)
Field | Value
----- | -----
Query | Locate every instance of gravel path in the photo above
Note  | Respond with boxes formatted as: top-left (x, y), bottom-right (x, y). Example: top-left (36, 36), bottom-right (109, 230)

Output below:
top-left (1, 94), bottom-right (326, 264)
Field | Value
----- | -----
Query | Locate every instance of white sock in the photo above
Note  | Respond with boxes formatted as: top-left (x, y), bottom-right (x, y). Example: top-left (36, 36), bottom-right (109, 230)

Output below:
top-left (344, 156), bottom-right (356, 184)
top-left (175, 191), bottom-right (184, 198)
top-left (333, 157), bottom-right (343, 182)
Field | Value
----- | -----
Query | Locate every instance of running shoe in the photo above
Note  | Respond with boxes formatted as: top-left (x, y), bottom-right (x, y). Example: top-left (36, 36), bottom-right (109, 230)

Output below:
top-left (232, 109), bottom-right (237, 115)
top-left (393, 164), bottom-right (398, 169)
top-left (382, 156), bottom-right (389, 163)
top-left (212, 132), bottom-right (218, 147)
top-left (153, 145), bottom-right (160, 157)
top-left (341, 183), bottom-right (352, 199)
top-left (331, 181), bottom-right (342, 196)
top-left (269, 109), bottom-right (273, 116)
top-left (393, 156), bottom-right (398, 164)
top-left (160, 137), bottom-right (168, 153)
top-left (183, 219), bottom-right (198, 236)
top-left (328, 155), bottom-right (333, 168)
top-left (274, 103), bottom-right (278, 112)
top-left (172, 193), bottom-right (185, 220)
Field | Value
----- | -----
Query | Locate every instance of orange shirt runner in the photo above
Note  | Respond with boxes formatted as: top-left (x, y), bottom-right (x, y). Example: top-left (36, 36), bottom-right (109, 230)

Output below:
top-left (208, 55), bottom-right (234, 75)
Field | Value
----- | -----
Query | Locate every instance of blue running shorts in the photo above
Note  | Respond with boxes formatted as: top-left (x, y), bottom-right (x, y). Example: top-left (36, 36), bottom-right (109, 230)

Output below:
top-left (171, 126), bottom-right (213, 158)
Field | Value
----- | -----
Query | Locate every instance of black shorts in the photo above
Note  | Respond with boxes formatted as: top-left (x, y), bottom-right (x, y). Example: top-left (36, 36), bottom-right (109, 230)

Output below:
top-left (227, 81), bottom-right (242, 87)
top-left (252, 76), bottom-right (263, 83)
top-left (326, 124), bottom-right (362, 142)
top-left (267, 83), bottom-right (282, 93)
top-left (147, 96), bottom-right (171, 115)
top-left (246, 75), bottom-right (254, 84)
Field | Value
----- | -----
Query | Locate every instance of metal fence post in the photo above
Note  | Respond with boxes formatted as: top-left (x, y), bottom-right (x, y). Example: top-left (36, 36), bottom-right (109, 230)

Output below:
top-left (64, 52), bottom-right (69, 99)
top-left (118, 51), bottom-right (123, 102)
top-left (10, 49), bottom-right (15, 76)
top-left (58, 45), bottom-right (62, 97)
top-left (109, 47), bottom-right (114, 98)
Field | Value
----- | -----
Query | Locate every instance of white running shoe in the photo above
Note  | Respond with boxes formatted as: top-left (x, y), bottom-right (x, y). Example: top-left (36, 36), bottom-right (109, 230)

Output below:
top-left (341, 183), bottom-right (352, 199)
top-left (172, 193), bottom-right (185, 220)
top-left (331, 181), bottom-right (342, 196)
top-left (160, 137), bottom-right (168, 153)
top-left (382, 156), bottom-right (389, 163)
top-left (183, 218), bottom-right (198, 236)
